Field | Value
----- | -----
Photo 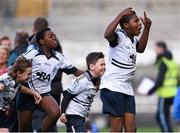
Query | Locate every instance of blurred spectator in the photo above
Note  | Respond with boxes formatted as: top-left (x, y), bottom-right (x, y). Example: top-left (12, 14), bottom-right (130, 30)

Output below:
top-left (8, 31), bottom-right (29, 66)
top-left (0, 36), bottom-right (12, 50)
top-left (27, 17), bottom-right (48, 51)
top-left (0, 46), bottom-right (9, 75)
top-left (148, 41), bottom-right (179, 132)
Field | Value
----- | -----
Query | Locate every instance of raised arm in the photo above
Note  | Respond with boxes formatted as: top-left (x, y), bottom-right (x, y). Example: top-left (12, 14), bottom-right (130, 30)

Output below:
top-left (104, 7), bottom-right (134, 43)
top-left (137, 12), bottom-right (152, 53)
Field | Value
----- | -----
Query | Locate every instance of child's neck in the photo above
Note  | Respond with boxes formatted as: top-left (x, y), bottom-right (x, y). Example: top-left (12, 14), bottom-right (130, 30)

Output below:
top-left (42, 46), bottom-right (52, 58)
top-left (123, 29), bottom-right (134, 40)
top-left (88, 70), bottom-right (100, 91)
top-left (88, 70), bottom-right (98, 78)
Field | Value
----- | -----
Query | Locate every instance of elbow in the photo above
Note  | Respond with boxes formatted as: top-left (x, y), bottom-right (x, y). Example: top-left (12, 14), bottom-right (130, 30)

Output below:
top-left (139, 50), bottom-right (145, 53)
top-left (104, 30), bottom-right (112, 40)
top-left (137, 49), bottom-right (145, 53)
top-left (137, 45), bottom-right (146, 53)
top-left (104, 32), bottom-right (109, 39)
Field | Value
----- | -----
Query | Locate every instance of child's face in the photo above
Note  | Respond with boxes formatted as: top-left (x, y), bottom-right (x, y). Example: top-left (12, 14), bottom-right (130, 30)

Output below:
top-left (90, 58), bottom-right (106, 77)
top-left (41, 30), bottom-right (57, 49)
top-left (16, 67), bottom-right (32, 82)
top-left (128, 15), bottom-right (142, 36)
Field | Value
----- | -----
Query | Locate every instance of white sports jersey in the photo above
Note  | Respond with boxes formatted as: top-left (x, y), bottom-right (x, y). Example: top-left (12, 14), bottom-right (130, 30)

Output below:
top-left (0, 73), bottom-right (21, 111)
top-left (66, 71), bottom-right (96, 117)
top-left (22, 48), bottom-right (76, 94)
top-left (100, 29), bottom-right (138, 96)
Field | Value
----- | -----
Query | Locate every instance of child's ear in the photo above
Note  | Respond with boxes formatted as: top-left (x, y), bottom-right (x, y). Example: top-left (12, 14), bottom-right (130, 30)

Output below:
top-left (40, 39), bottom-right (44, 45)
top-left (124, 23), bottom-right (129, 29)
top-left (89, 64), bottom-right (95, 70)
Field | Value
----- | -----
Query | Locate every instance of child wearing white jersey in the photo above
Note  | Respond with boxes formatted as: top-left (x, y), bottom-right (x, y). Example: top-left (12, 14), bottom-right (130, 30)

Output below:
top-left (0, 57), bottom-right (41, 132)
top-left (16, 28), bottom-right (83, 132)
top-left (60, 52), bottom-right (105, 132)
top-left (100, 7), bottom-right (152, 132)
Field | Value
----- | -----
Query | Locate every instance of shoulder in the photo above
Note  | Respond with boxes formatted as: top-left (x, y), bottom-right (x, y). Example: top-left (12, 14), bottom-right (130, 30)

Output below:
top-left (158, 59), bottom-right (168, 71)
top-left (23, 48), bottom-right (39, 59)
top-left (26, 43), bottom-right (39, 51)
top-left (54, 51), bottom-right (63, 58)
top-left (53, 51), bottom-right (68, 62)
top-left (0, 74), bottom-right (15, 87)
top-left (115, 29), bottom-right (126, 38)
top-left (73, 74), bottom-right (87, 85)
top-left (67, 74), bottom-right (87, 94)
top-left (70, 74), bottom-right (89, 89)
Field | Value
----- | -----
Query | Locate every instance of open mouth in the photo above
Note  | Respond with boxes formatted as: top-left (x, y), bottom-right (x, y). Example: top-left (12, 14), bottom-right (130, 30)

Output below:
top-left (52, 40), bottom-right (57, 45)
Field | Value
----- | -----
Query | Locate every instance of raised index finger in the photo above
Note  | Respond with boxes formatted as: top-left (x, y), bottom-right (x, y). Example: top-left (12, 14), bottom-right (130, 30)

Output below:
top-left (144, 11), bottom-right (147, 18)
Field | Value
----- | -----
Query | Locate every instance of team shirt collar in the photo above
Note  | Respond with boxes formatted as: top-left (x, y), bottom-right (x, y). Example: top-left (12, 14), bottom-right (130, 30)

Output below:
top-left (119, 29), bottom-right (135, 43)
top-left (36, 47), bottom-right (59, 60)
top-left (85, 70), bottom-right (100, 87)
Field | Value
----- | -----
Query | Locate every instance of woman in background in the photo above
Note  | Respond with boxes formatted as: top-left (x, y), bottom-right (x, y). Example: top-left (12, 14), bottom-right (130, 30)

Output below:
top-left (0, 46), bottom-right (9, 76)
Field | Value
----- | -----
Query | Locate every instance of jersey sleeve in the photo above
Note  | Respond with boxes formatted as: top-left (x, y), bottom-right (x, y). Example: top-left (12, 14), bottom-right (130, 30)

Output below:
top-left (116, 30), bottom-right (124, 43)
top-left (109, 30), bottom-right (124, 47)
top-left (26, 43), bottom-right (37, 52)
top-left (57, 53), bottom-right (77, 75)
top-left (67, 76), bottom-right (85, 95)
top-left (21, 49), bottom-right (39, 60)
top-left (0, 75), bottom-right (15, 90)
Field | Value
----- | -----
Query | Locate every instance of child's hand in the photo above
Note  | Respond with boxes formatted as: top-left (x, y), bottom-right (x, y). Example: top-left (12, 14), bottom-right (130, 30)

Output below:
top-left (33, 91), bottom-right (42, 104)
top-left (60, 113), bottom-right (67, 123)
top-left (140, 11), bottom-right (152, 28)
top-left (120, 7), bottom-right (134, 17)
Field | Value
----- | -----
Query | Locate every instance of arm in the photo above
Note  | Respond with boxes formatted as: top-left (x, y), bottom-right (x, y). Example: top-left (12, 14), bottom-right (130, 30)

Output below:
top-left (59, 54), bottom-right (85, 77)
top-left (73, 69), bottom-right (84, 77)
top-left (19, 85), bottom-right (42, 104)
top-left (60, 90), bottom-right (77, 123)
top-left (61, 90), bottom-right (77, 114)
top-left (137, 12), bottom-right (152, 53)
top-left (148, 62), bottom-right (167, 95)
top-left (104, 7), bottom-right (134, 46)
